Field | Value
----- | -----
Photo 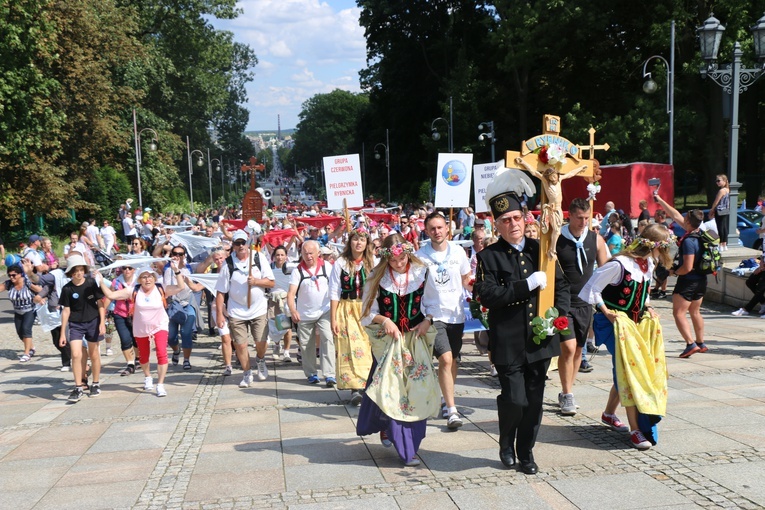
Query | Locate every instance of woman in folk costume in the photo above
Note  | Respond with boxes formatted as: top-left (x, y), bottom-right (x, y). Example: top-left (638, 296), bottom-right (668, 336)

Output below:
top-left (329, 229), bottom-right (376, 406)
top-left (357, 233), bottom-right (440, 467)
top-left (579, 224), bottom-right (674, 450)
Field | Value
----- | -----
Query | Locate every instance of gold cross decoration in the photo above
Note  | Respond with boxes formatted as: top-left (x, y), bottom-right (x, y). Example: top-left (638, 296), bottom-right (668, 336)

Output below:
top-left (579, 127), bottom-right (610, 161)
top-left (241, 156), bottom-right (265, 192)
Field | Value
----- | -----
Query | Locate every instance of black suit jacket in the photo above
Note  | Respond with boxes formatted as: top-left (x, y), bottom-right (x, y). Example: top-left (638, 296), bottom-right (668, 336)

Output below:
top-left (474, 237), bottom-right (570, 367)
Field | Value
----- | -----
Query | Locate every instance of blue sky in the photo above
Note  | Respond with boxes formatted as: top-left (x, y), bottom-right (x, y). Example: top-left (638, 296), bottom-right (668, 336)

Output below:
top-left (210, 0), bottom-right (366, 132)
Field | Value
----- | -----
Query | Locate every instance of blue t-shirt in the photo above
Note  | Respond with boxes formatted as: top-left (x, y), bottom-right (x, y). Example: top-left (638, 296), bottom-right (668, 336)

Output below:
top-left (678, 234), bottom-right (705, 280)
top-left (607, 234), bottom-right (623, 255)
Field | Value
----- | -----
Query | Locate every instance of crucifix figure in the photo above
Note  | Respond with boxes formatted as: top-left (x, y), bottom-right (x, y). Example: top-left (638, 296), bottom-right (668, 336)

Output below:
top-left (241, 156), bottom-right (266, 221)
top-left (241, 156), bottom-right (265, 192)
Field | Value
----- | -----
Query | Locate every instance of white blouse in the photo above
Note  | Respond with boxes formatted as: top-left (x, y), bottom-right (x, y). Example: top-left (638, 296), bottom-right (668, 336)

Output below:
top-left (578, 255), bottom-right (654, 306)
top-left (360, 263), bottom-right (432, 326)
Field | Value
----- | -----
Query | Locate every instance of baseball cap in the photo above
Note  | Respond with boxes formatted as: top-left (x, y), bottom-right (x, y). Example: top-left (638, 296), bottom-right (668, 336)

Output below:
top-left (232, 230), bottom-right (248, 242)
top-left (28, 234), bottom-right (41, 243)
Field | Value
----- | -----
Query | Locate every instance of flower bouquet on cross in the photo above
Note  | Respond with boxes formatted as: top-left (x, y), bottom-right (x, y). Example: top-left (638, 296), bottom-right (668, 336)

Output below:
top-left (531, 307), bottom-right (571, 345)
top-left (467, 281), bottom-right (489, 329)
top-left (534, 142), bottom-right (567, 169)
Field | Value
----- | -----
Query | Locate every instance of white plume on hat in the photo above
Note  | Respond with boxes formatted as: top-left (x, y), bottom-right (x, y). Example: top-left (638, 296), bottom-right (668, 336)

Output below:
top-left (484, 167), bottom-right (537, 210)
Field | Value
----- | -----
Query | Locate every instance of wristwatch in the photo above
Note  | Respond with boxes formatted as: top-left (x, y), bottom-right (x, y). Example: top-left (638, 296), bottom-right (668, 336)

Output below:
top-left (425, 314), bottom-right (434, 323)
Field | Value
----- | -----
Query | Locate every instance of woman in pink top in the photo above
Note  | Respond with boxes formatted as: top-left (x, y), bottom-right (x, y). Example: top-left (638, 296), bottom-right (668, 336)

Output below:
top-left (97, 264), bottom-right (186, 397)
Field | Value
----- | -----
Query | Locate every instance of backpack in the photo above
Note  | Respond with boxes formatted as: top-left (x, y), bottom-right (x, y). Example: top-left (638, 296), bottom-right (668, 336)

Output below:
top-left (688, 231), bottom-right (722, 276)
top-left (294, 262), bottom-right (329, 300)
top-left (225, 252), bottom-right (261, 281)
top-left (129, 284), bottom-right (167, 317)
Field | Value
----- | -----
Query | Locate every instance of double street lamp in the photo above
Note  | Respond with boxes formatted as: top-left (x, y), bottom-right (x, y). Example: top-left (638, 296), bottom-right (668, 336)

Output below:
top-left (478, 121), bottom-right (496, 162)
top-left (186, 136), bottom-right (204, 213)
top-left (206, 148), bottom-right (220, 208)
top-left (642, 20), bottom-right (675, 166)
top-left (132, 109), bottom-right (158, 210)
top-left (374, 128), bottom-right (391, 203)
top-left (697, 13), bottom-right (765, 246)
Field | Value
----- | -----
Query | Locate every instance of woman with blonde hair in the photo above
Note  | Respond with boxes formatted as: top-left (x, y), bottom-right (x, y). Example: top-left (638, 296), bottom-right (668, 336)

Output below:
top-left (709, 173), bottom-right (730, 250)
top-left (579, 223), bottom-right (674, 451)
top-left (357, 234), bottom-right (439, 467)
top-left (329, 229), bottom-right (376, 405)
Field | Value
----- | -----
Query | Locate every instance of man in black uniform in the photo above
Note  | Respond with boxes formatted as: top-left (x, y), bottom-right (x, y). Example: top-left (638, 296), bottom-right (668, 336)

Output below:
top-left (555, 198), bottom-right (609, 415)
top-left (474, 177), bottom-right (570, 475)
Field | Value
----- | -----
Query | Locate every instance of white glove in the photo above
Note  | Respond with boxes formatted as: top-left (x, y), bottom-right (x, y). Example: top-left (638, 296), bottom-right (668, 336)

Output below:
top-left (527, 271), bottom-right (547, 291)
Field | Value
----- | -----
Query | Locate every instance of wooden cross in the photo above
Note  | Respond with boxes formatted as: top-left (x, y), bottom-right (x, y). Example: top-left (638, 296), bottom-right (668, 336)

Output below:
top-left (506, 115), bottom-right (596, 314)
top-left (579, 127), bottom-right (610, 161)
top-left (241, 156), bottom-right (265, 192)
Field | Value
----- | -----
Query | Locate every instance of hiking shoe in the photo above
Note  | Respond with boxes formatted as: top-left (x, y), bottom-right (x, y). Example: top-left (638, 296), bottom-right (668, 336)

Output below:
top-left (579, 360), bottom-right (594, 373)
top-left (350, 390), bottom-right (363, 406)
top-left (630, 430), bottom-right (652, 450)
top-left (696, 342), bottom-right (709, 353)
top-left (585, 342), bottom-right (599, 354)
top-left (602, 413), bottom-right (629, 432)
top-left (68, 387), bottom-right (84, 402)
top-left (658, 290), bottom-right (667, 298)
top-left (447, 412), bottom-right (463, 429)
top-left (273, 342), bottom-right (282, 358)
top-left (171, 350), bottom-right (180, 365)
top-left (325, 377), bottom-right (337, 387)
top-left (19, 354), bottom-right (30, 362)
top-left (283, 351), bottom-right (292, 363)
top-left (105, 348), bottom-right (114, 356)
top-left (732, 308), bottom-right (750, 316)
top-left (380, 430), bottom-right (392, 447)
top-left (144, 376), bottom-right (154, 391)
top-left (560, 393), bottom-right (577, 416)
top-left (679, 344), bottom-right (700, 358)
top-left (222, 365), bottom-right (233, 376)
top-left (90, 383), bottom-right (101, 397)
top-left (239, 370), bottom-right (253, 388)
top-left (256, 357), bottom-right (268, 381)
top-left (119, 364), bottom-right (135, 376)
top-left (183, 360), bottom-right (192, 370)
top-left (307, 375), bottom-right (319, 384)
top-left (156, 384), bottom-right (167, 397)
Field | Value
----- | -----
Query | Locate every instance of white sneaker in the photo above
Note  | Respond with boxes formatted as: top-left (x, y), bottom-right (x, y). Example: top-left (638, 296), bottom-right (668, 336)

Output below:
top-left (143, 376), bottom-right (154, 391)
top-left (239, 370), bottom-right (253, 388)
top-left (490, 365), bottom-right (498, 377)
top-left (282, 351), bottom-right (292, 363)
top-left (732, 308), bottom-right (750, 316)
top-left (105, 348), bottom-right (114, 356)
top-left (156, 384), bottom-right (167, 397)
top-left (60, 365), bottom-right (71, 372)
top-left (256, 357), bottom-right (268, 381)
top-left (272, 342), bottom-right (281, 358)
top-left (447, 412), bottom-right (463, 429)
top-left (222, 365), bottom-right (232, 376)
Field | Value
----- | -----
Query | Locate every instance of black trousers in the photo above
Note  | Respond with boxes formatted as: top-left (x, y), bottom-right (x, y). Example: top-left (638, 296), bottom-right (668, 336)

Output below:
top-left (744, 271), bottom-right (765, 312)
top-left (495, 357), bottom-right (550, 462)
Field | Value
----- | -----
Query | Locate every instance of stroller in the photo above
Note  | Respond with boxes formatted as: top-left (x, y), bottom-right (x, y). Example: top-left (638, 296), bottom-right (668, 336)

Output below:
top-left (92, 247), bottom-right (114, 269)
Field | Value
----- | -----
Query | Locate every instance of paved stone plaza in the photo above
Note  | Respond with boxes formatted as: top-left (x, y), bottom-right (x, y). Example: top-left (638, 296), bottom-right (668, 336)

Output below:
top-left (1, 293), bottom-right (765, 510)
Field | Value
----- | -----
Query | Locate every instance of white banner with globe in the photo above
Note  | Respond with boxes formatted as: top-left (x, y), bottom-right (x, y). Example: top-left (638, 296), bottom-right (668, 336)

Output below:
top-left (434, 153), bottom-right (474, 208)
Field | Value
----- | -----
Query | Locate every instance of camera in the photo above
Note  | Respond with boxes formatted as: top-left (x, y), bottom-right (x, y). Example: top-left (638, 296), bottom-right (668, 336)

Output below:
top-left (282, 262), bottom-right (299, 275)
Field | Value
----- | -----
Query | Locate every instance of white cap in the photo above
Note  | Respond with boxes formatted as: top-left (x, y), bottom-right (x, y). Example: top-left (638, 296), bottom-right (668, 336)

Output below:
top-left (232, 230), bottom-right (248, 242)
top-left (144, 207), bottom-right (152, 212)
top-left (136, 266), bottom-right (160, 279)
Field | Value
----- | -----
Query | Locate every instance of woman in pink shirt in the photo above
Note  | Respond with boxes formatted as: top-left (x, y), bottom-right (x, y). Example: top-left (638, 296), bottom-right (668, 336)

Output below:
top-left (97, 264), bottom-right (186, 397)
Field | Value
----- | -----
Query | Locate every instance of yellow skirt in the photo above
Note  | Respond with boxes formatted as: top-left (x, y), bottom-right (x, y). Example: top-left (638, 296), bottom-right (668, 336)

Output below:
top-left (335, 299), bottom-right (372, 390)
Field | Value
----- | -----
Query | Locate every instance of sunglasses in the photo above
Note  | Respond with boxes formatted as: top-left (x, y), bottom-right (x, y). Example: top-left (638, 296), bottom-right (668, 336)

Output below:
top-left (8, 273), bottom-right (20, 278)
top-left (123, 266), bottom-right (134, 270)
top-left (233, 240), bottom-right (247, 246)
top-left (171, 252), bottom-right (185, 257)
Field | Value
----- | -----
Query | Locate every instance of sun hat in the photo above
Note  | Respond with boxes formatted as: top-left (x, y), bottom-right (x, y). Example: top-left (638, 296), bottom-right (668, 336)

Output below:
top-left (64, 254), bottom-right (90, 276)
top-left (136, 266), bottom-right (160, 279)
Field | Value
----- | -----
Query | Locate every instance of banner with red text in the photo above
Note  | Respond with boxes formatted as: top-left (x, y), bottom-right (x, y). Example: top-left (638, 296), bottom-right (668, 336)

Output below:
top-left (323, 154), bottom-right (363, 210)
top-left (473, 160), bottom-right (505, 213)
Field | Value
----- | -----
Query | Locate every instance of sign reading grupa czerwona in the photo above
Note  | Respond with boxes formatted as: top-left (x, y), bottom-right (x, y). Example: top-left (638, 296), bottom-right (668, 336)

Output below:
top-left (323, 154), bottom-right (363, 210)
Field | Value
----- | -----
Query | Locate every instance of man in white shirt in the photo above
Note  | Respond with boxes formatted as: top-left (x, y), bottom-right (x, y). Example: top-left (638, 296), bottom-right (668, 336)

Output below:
top-left (24, 234), bottom-right (48, 274)
top-left (416, 212), bottom-right (472, 430)
top-left (122, 212), bottom-right (137, 244)
top-left (216, 231), bottom-right (275, 387)
top-left (286, 240), bottom-right (335, 386)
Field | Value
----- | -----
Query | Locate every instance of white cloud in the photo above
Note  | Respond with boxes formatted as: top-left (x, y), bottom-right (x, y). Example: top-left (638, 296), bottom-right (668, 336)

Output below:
top-left (209, 0), bottom-right (367, 130)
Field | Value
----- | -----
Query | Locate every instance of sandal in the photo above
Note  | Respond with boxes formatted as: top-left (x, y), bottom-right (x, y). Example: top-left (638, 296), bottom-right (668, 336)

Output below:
top-left (119, 364), bottom-right (135, 376)
top-left (28, 348), bottom-right (36, 357)
top-left (172, 350), bottom-right (180, 365)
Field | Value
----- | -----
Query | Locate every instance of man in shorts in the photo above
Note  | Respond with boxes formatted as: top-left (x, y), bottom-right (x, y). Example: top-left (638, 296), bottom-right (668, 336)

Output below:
top-left (216, 231), bottom-right (275, 386)
top-left (416, 212), bottom-right (472, 430)
top-left (59, 254), bottom-right (106, 401)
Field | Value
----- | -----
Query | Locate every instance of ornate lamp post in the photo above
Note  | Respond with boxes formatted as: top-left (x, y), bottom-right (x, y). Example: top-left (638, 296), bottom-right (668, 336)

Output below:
top-left (478, 120), bottom-right (496, 162)
top-left (132, 109), bottom-right (158, 210)
top-left (431, 96), bottom-right (454, 153)
top-left (186, 137), bottom-right (204, 213)
top-left (697, 13), bottom-right (765, 246)
top-left (374, 128), bottom-right (391, 203)
top-left (642, 20), bottom-right (675, 166)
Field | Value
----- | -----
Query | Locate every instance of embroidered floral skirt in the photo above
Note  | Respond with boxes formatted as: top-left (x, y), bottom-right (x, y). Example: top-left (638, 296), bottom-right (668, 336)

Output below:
top-left (335, 299), bottom-right (372, 390)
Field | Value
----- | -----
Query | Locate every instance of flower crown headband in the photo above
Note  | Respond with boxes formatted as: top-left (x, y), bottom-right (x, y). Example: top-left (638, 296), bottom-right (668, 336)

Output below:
top-left (628, 234), bottom-right (676, 251)
top-left (350, 227), bottom-right (370, 239)
top-left (378, 242), bottom-right (414, 259)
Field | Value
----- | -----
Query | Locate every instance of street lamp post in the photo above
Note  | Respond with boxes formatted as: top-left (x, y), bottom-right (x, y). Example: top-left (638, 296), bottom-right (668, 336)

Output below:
top-left (374, 128), bottom-right (391, 203)
top-left (430, 96), bottom-right (454, 152)
top-left (642, 19), bottom-right (675, 166)
top-left (132, 109), bottom-right (158, 210)
top-left (186, 137), bottom-right (205, 214)
top-left (206, 148), bottom-right (220, 208)
top-left (478, 121), bottom-right (496, 162)
top-left (211, 157), bottom-right (222, 204)
top-left (697, 13), bottom-right (765, 246)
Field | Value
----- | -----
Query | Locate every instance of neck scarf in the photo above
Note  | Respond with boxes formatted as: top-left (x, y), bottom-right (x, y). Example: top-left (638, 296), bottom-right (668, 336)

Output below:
top-left (561, 224), bottom-right (588, 274)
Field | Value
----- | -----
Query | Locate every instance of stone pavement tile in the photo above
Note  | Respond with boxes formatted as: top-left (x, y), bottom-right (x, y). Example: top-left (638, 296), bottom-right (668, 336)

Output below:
top-left (195, 445), bottom-right (283, 473)
top-left (215, 389), bottom-right (277, 408)
top-left (448, 484), bottom-right (560, 510)
top-left (283, 431), bottom-right (371, 449)
top-left (681, 372), bottom-right (764, 389)
top-left (277, 389), bottom-right (346, 407)
top-left (667, 404), bottom-right (765, 429)
top-left (51, 402), bottom-right (131, 423)
top-left (458, 405), bottom-right (497, 424)
top-left (550, 472), bottom-right (693, 509)
top-left (394, 491), bottom-right (460, 509)
top-left (286, 459), bottom-right (385, 491)
top-left (283, 436), bottom-right (370, 466)
top-left (278, 405), bottom-right (350, 424)
top-left (87, 416), bottom-right (180, 453)
top-left (537, 422), bottom-right (587, 443)
top-left (422, 424), bottom-right (498, 452)
top-left (185, 468), bottom-right (285, 501)
top-left (534, 439), bottom-right (622, 469)
top-left (419, 446), bottom-right (500, 476)
top-left (452, 394), bottom-right (499, 410)
top-left (30, 422), bottom-right (109, 442)
top-left (653, 428), bottom-right (745, 455)
top-left (210, 407), bottom-right (279, 426)
top-left (694, 460), bottom-right (765, 507)
top-left (0, 455), bottom-right (78, 492)
top-left (3, 436), bottom-right (96, 461)
top-left (18, 402), bottom-right (70, 425)
top-left (4, 488), bottom-right (47, 510)
top-left (280, 414), bottom-right (356, 439)
top-left (712, 424), bottom-right (765, 448)
top-left (290, 495), bottom-right (401, 510)
top-left (57, 448), bottom-right (162, 484)
top-left (205, 418), bottom-right (280, 444)
top-left (681, 386), bottom-right (750, 404)
top-left (33, 479), bottom-right (145, 510)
